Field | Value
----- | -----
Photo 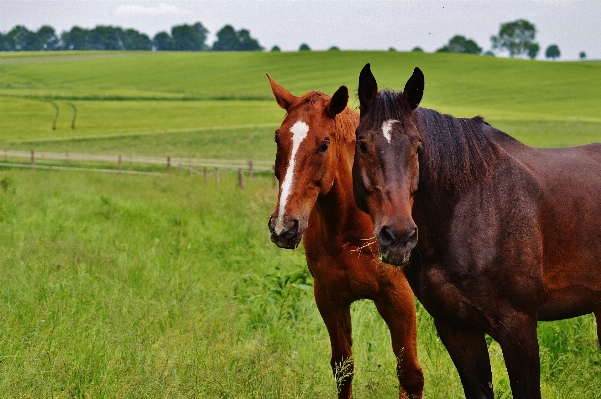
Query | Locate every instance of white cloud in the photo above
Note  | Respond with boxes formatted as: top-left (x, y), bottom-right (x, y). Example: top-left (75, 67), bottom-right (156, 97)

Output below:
top-left (115, 3), bottom-right (192, 17)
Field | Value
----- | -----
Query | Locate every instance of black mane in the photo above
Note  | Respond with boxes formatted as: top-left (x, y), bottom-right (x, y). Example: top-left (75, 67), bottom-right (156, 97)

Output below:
top-left (367, 90), bottom-right (503, 192)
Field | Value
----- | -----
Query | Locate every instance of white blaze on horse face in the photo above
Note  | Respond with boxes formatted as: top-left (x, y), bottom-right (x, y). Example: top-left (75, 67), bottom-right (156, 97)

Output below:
top-left (275, 120), bottom-right (309, 235)
top-left (382, 119), bottom-right (399, 143)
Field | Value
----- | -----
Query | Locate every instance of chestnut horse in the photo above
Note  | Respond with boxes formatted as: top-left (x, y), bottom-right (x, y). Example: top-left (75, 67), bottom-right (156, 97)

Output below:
top-left (266, 74), bottom-right (423, 399)
top-left (352, 63), bottom-right (601, 399)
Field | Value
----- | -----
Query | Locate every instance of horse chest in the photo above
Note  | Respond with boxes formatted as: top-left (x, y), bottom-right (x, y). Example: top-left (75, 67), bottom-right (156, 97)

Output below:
top-left (305, 242), bottom-right (384, 300)
top-left (410, 264), bottom-right (499, 328)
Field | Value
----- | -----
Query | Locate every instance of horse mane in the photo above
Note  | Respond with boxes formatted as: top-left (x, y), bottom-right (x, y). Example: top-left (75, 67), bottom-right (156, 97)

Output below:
top-left (291, 90), bottom-right (359, 144)
top-left (367, 90), bottom-right (503, 192)
top-left (335, 106), bottom-right (360, 144)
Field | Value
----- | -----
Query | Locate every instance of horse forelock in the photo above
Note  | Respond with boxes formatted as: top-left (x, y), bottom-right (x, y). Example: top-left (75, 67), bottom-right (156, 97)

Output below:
top-left (364, 89), bottom-right (502, 192)
top-left (286, 90), bottom-right (358, 144)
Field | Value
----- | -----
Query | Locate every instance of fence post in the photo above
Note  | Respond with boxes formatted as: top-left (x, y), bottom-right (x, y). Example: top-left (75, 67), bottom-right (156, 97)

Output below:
top-left (248, 160), bottom-right (254, 178)
top-left (272, 165), bottom-right (277, 188)
top-left (238, 168), bottom-right (244, 189)
top-left (203, 167), bottom-right (207, 183)
top-left (167, 156), bottom-right (171, 173)
top-left (215, 168), bottom-right (220, 184)
top-left (118, 154), bottom-right (122, 173)
top-left (31, 150), bottom-right (35, 169)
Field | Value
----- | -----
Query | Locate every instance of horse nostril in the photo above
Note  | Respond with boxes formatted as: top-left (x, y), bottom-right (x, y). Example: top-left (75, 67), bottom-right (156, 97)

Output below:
top-left (379, 226), bottom-right (395, 247)
top-left (284, 219), bottom-right (299, 238)
top-left (401, 226), bottom-right (418, 248)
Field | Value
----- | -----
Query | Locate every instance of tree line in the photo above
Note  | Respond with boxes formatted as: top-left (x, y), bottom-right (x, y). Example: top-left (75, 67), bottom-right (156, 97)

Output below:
top-left (0, 19), bottom-right (586, 60)
top-left (432, 19), bottom-right (586, 60)
top-left (0, 22), bottom-right (262, 52)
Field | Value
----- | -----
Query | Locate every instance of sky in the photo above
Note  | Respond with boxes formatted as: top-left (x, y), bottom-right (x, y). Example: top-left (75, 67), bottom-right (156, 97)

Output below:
top-left (1, 0), bottom-right (599, 60)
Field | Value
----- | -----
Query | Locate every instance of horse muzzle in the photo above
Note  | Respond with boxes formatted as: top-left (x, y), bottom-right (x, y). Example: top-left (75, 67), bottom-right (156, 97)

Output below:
top-left (268, 214), bottom-right (303, 249)
top-left (376, 224), bottom-right (418, 266)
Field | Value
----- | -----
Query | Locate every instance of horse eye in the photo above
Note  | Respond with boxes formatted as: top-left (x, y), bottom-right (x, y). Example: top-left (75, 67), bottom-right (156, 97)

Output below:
top-left (357, 141), bottom-right (368, 154)
top-left (318, 141), bottom-right (329, 153)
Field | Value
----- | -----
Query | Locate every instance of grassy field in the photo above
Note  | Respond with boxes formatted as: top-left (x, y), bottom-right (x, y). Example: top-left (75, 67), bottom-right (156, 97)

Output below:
top-left (1, 171), bottom-right (599, 398)
top-left (1, 51), bottom-right (601, 398)
top-left (1, 51), bottom-right (601, 148)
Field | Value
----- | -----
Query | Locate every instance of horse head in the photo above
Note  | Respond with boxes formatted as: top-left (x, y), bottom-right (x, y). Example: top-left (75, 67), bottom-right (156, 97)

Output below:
top-left (266, 74), bottom-right (349, 249)
top-left (353, 64), bottom-right (424, 266)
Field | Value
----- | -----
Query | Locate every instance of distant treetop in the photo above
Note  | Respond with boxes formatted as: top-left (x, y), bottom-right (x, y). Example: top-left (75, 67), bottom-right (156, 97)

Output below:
top-left (411, 46), bottom-right (424, 52)
top-left (491, 19), bottom-right (539, 59)
top-left (545, 44), bottom-right (560, 60)
top-left (212, 25), bottom-right (263, 51)
top-left (437, 35), bottom-right (482, 55)
top-left (299, 43), bottom-right (311, 51)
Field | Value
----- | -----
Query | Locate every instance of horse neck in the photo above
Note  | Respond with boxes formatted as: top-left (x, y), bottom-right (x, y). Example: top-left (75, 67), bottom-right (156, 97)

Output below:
top-left (412, 108), bottom-right (505, 252)
top-left (314, 109), bottom-right (362, 236)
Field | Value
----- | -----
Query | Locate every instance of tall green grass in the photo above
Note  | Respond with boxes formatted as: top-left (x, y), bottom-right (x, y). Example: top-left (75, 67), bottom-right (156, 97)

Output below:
top-left (0, 170), bottom-right (599, 398)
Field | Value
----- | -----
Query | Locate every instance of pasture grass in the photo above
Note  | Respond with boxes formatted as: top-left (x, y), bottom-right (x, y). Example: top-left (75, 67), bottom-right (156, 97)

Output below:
top-left (0, 170), bottom-right (599, 398)
top-left (1, 50), bottom-right (600, 397)
top-left (2, 51), bottom-right (600, 150)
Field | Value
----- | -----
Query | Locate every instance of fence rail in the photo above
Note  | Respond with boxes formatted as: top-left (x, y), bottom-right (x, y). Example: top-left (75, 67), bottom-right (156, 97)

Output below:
top-left (0, 150), bottom-right (277, 188)
top-left (1, 150), bottom-right (273, 171)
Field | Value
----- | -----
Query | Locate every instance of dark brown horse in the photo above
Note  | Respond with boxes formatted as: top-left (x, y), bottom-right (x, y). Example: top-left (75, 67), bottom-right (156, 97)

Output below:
top-left (266, 74), bottom-right (423, 398)
top-left (353, 63), bottom-right (601, 399)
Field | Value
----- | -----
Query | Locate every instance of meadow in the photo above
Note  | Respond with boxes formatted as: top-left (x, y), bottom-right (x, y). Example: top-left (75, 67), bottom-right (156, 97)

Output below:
top-left (1, 50), bottom-right (601, 398)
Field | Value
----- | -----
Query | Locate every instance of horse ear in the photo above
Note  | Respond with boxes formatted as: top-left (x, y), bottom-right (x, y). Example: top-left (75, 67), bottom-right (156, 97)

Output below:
top-left (358, 63), bottom-right (378, 119)
top-left (325, 85), bottom-right (348, 119)
top-left (402, 67), bottom-right (424, 111)
top-left (266, 73), bottom-right (297, 110)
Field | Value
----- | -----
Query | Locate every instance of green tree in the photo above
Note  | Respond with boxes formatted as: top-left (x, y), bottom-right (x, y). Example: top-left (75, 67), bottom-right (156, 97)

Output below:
top-left (299, 43), bottom-right (311, 51)
top-left (545, 44), bottom-right (560, 60)
top-left (580, 51), bottom-right (586, 60)
top-left (61, 26), bottom-right (92, 50)
top-left (212, 25), bottom-right (238, 51)
top-left (328, 45), bottom-right (340, 51)
top-left (89, 26), bottom-right (123, 50)
top-left (122, 29), bottom-right (152, 50)
top-left (37, 25), bottom-right (59, 50)
top-left (171, 23), bottom-right (208, 51)
top-left (437, 35), bottom-right (482, 54)
top-left (491, 19), bottom-right (538, 58)
top-left (153, 31), bottom-right (172, 50)
top-left (237, 29), bottom-right (262, 51)
top-left (212, 25), bottom-right (262, 51)
top-left (411, 46), bottom-right (424, 52)
top-left (270, 45), bottom-right (281, 52)
top-left (4, 25), bottom-right (41, 50)
top-left (193, 22), bottom-right (209, 50)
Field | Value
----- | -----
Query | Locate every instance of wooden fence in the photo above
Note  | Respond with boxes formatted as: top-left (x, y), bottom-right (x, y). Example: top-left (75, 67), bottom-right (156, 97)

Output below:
top-left (0, 150), bottom-right (276, 188)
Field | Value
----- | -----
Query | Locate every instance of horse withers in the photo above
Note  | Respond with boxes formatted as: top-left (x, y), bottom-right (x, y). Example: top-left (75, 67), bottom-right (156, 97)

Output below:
top-left (266, 74), bottom-right (423, 399)
top-left (353, 63), bottom-right (601, 399)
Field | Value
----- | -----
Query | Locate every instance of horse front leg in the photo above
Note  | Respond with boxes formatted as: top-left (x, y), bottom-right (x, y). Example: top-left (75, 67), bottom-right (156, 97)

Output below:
top-left (314, 281), bottom-right (354, 399)
top-left (494, 313), bottom-right (541, 399)
top-left (374, 285), bottom-right (424, 398)
top-left (434, 318), bottom-right (494, 399)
